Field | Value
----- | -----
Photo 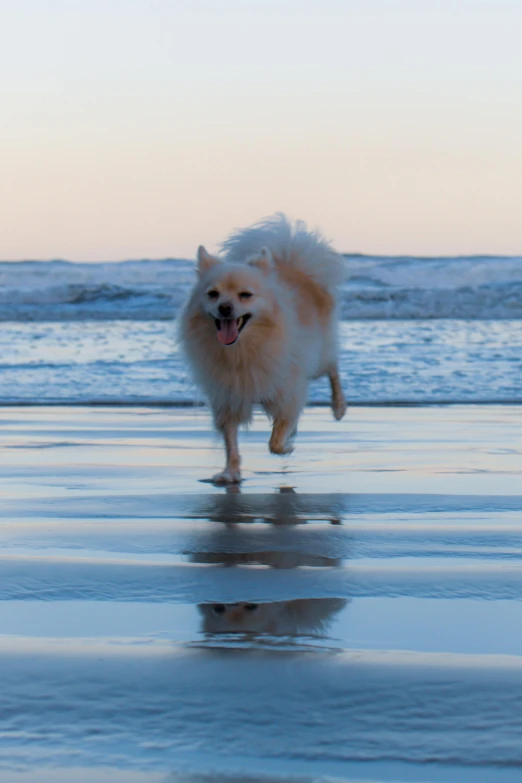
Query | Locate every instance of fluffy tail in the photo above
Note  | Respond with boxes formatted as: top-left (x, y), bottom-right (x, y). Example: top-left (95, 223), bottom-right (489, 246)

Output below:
top-left (220, 213), bottom-right (345, 294)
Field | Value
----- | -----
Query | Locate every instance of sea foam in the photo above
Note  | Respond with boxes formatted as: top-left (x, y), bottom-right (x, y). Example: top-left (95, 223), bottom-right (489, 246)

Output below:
top-left (1, 255), bottom-right (521, 321)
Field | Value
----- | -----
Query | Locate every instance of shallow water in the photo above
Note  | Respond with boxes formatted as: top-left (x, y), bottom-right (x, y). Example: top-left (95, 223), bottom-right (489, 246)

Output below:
top-left (0, 318), bottom-right (520, 403)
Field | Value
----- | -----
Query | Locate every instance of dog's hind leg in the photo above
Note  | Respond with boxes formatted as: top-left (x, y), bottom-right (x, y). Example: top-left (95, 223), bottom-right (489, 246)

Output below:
top-left (212, 416), bottom-right (241, 484)
top-left (328, 366), bottom-right (347, 421)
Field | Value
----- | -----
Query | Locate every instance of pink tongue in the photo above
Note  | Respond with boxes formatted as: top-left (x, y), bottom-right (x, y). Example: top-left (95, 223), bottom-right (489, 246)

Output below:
top-left (217, 319), bottom-right (239, 345)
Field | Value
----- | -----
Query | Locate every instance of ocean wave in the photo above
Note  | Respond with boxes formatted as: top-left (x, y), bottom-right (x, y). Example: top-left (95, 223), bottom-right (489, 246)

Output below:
top-left (0, 256), bottom-right (521, 321)
top-left (340, 281), bottom-right (522, 319)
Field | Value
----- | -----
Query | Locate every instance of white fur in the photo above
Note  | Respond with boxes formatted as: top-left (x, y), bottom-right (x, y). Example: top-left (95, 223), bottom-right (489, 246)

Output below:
top-left (221, 212), bottom-right (344, 292)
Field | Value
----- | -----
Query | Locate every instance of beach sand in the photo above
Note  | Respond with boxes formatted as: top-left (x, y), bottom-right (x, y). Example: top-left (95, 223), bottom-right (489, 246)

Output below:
top-left (1, 405), bottom-right (522, 782)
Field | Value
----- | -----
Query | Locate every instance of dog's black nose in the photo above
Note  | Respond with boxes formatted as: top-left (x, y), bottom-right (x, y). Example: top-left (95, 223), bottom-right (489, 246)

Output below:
top-left (218, 303), bottom-right (232, 317)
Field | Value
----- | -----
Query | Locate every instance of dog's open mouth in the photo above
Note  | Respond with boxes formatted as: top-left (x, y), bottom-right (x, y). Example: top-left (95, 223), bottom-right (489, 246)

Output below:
top-left (214, 314), bottom-right (251, 346)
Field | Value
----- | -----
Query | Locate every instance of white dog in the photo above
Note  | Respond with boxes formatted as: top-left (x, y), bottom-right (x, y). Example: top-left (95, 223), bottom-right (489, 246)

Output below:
top-left (179, 214), bottom-right (346, 483)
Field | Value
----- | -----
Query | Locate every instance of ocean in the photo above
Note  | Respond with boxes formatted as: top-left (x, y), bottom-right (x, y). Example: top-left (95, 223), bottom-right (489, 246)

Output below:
top-left (0, 254), bottom-right (521, 404)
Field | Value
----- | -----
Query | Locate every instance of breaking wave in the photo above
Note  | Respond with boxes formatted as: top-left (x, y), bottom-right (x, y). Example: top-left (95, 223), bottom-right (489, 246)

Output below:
top-left (0, 255), bottom-right (520, 321)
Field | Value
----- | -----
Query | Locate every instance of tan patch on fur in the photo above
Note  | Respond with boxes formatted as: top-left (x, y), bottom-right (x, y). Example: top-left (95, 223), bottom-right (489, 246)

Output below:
top-left (275, 258), bottom-right (334, 327)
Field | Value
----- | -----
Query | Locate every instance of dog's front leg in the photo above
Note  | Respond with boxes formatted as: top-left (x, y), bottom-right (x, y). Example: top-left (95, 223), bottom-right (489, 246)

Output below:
top-left (269, 415), bottom-right (296, 455)
top-left (212, 417), bottom-right (241, 484)
top-left (267, 384), bottom-right (306, 456)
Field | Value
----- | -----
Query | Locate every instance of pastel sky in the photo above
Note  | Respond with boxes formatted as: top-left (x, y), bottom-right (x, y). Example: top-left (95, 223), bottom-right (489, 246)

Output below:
top-left (1, 0), bottom-right (521, 260)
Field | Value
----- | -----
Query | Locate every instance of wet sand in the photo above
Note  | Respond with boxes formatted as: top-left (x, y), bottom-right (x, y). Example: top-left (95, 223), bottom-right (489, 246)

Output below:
top-left (1, 405), bottom-right (522, 782)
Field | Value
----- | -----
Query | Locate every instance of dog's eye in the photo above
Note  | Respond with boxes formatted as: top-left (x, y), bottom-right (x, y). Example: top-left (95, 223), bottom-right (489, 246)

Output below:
top-left (239, 291), bottom-right (253, 300)
top-left (244, 603), bottom-right (259, 612)
top-left (207, 290), bottom-right (219, 300)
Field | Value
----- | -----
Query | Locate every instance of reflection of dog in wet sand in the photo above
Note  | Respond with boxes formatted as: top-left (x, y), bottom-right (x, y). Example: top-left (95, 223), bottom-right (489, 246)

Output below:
top-left (199, 485), bottom-right (341, 526)
top-left (199, 598), bottom-right (347, 637)
top-left (179, 214), bottom-right (347, 484)
top-left (194, 533), bottom-right (347, 638)
top-left (194, 549), bottom-right (339, 569)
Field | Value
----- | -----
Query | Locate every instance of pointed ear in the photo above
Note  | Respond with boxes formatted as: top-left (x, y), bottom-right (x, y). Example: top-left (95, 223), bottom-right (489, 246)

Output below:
top-left (196, 245), bottom-right (221, 276)
top-left (247, 247), bottom-right (274, 275)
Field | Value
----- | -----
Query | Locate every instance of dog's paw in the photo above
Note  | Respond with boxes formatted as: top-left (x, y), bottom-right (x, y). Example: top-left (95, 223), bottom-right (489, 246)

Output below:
top-left (269, 440), bottom-right (295, 456)
top-left (332, 397), bottom-right (347, 421)
top-left (211, 468), bottom-right (241, 485)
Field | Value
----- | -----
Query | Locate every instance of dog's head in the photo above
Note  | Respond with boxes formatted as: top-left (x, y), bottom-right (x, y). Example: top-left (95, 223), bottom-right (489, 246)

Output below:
top-left (194, 245), bottom-right (276, 346)
top-left (199, 601), bottom-right (286, 634)
top-left (198, 598), bottom-right (348, 636)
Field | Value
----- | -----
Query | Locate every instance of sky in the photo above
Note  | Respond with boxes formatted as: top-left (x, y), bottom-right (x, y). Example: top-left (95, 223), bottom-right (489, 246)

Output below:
top-left (1, 0), bottom-right (521, 260)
